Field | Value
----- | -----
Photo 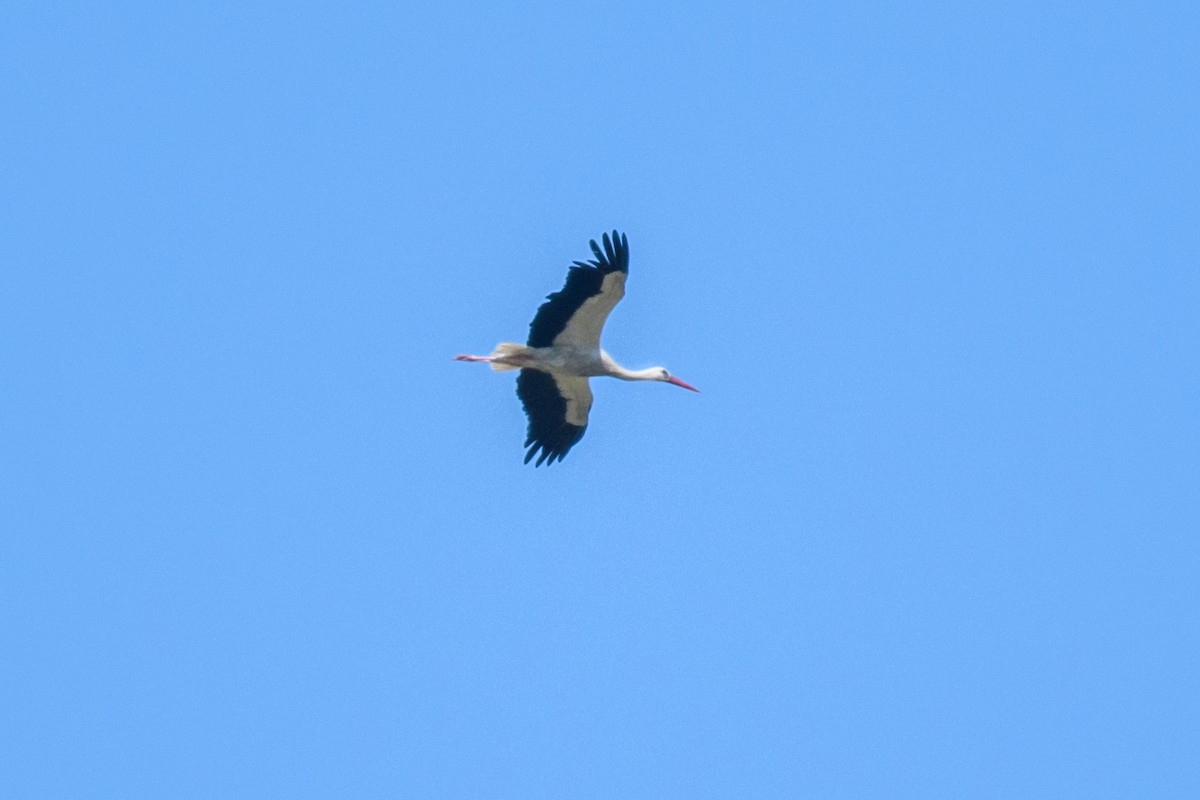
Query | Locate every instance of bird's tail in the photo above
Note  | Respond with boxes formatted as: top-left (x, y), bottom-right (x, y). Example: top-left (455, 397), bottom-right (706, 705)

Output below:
top-left (488, 342), bottom-right (530, 371)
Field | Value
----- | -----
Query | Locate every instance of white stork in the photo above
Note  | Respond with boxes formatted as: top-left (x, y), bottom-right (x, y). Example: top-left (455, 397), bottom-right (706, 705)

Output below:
top-left (455, 230), bottom-right (698, 466)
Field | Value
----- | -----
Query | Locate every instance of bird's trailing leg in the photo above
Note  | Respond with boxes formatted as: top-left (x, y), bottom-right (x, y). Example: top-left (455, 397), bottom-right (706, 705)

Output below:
top-left (455, 342), bottom-right (532, 372)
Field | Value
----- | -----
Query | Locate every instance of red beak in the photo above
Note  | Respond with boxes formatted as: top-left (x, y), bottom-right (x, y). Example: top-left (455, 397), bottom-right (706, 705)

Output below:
top-left (667, 376), bottom-right (700, 392)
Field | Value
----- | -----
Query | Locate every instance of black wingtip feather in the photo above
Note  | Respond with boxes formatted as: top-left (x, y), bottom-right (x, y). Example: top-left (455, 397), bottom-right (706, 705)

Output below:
top-left (601, 231), bottom-right (615, 264)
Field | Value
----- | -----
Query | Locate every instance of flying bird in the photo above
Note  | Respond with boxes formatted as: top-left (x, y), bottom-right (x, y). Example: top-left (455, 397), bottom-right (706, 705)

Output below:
top-left (455, 230), bottom-right (698, 466)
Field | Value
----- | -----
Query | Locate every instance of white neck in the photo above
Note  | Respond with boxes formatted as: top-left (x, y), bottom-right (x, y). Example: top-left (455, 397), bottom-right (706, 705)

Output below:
top-left (600, 351), bottom-right (664, 382)
top-left (610, 364), bottom-right (663, 382)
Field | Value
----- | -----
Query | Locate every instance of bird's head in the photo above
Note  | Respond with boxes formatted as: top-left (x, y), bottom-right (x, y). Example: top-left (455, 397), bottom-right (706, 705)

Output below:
top-left (657, 368), bottom-right (699, 392)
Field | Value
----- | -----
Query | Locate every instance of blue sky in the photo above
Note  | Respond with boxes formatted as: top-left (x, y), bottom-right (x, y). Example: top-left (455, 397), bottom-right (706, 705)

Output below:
top-left (3, 1), bottom-right (1197, 797)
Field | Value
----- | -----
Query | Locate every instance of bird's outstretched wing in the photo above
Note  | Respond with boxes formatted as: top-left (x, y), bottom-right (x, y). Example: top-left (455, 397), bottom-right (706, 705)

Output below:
top-left (516, 368), bottom-right (592, 466)
top-left (527, 231), bottom-right (628, 349)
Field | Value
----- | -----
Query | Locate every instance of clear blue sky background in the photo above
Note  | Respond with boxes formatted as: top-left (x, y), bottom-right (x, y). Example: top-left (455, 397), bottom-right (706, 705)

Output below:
top-left (3, 2), bottom-right (1197, 797)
